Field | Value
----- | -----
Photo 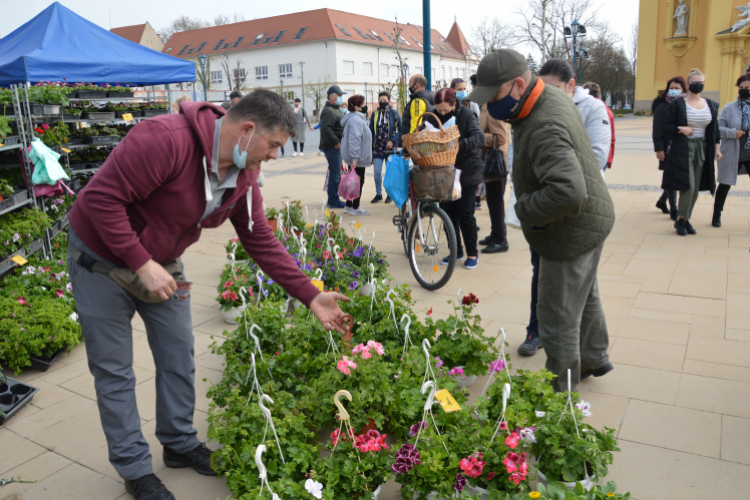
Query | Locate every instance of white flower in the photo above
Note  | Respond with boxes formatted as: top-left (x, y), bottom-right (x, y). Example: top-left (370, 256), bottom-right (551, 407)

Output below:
top-left (23, 266), bottom-right (35, 275)
top-left (66, 283), bottom-right (73, 292)
top-left (305, 479), bottom-right (323, 499)
top-left (519, 428), bottom-right (537, 444)
top-left (42, 286), bottom-right (47, 291)
top-left (69, 312), bottom-right (79, 323)
top-left (575, 401), bottom-right (593, 418)
top-left (535, 411), bottom-right (546, 418)
top-left (272, 494), bottom-right (280, 500)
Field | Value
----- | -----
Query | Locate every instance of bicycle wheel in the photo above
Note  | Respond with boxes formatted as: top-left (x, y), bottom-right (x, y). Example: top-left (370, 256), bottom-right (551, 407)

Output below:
top-left (407, 204), bottom-right (457, 290)
top-left (400, 197), bottom-right (413, 257)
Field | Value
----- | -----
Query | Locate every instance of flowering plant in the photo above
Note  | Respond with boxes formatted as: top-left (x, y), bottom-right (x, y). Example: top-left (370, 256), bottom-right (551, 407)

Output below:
top-left (215, 263), bottom-right (254, 311)
top-left (0, 208), bottom-right (52, 259)
top-left (392, 423), bottom-right (457, 500)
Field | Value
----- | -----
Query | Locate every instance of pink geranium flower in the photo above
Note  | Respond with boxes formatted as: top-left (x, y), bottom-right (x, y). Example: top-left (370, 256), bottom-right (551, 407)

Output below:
top-left (505, 431), bottom-right (520, 449)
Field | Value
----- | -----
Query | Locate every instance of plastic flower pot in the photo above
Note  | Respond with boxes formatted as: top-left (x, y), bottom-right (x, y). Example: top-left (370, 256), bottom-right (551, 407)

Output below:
top-left (360, 282), bottom-right (373, 297)
top-left (465, 485), bottom-right (490, 500)
top-left (0, 378), bottom-right (39, 426)
top-left (221, 305), bottom-right (247, 325)
top-left (267, 218), bottom-right (278, 232)
top-left (372, 484), bottom-right (383, 499)
top-left (29, 346), bottom-right (66, 371)
top-left (536, 470), bottom-right (595, 492)
top-left (107, 91), bottom-right (135, 97)
top-left (452, 366), bottom-right (478, 389)
top-left (412, 491), bottom-right (456, 500)
top-left (3, 135), bottom-right (20, 145)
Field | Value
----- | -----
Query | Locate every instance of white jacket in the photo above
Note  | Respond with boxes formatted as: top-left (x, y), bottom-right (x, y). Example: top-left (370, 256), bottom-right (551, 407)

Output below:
top-left (573, 87), bottom-right (612, 171)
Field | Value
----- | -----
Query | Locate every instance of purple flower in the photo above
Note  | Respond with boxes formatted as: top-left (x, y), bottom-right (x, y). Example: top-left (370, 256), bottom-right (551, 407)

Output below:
top-left (353, 270), bottom-right (360, 278)
top-left (435, 356), bottom-right (444, 368)
top-left (263, 289), bottom-right (269, 297)
top-left (342, 263), bottom-right (350, 269)
top-left (267, 278), bottom-right (275, 285)
top-left (453, 474), bottom-right (466, 492)
top-left (12, 233), bottom-right (19, 242)
top-left (349, 281), bottom-right (359, 290)
top-left (410, 421), bottom-right (427, 436)
top-left (66, 283), bottom-right (72, 292)
top-left (490, 359), bottom-right (506, 373)
top-left (57, 259), bottom-right (64, 265)
top-left (392, 444), bottom-right (421, 474)
top-left (353, 247), bottom-right (364, 258)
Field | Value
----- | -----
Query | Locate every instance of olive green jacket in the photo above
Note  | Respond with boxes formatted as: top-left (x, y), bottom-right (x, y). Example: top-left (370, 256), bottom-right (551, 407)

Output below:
top-left (508, 77), bottom-right (615, 260)
top-left (319, 101), bottom-right (344, 151)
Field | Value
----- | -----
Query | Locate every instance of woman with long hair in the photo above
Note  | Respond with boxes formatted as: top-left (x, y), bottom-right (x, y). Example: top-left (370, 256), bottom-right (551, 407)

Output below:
top-left (653, 76), bottom-right (688, 220)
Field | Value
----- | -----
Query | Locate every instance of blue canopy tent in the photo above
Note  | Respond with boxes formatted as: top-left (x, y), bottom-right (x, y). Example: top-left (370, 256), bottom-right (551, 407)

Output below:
top-left (0, 2), bottom-right (195, 87)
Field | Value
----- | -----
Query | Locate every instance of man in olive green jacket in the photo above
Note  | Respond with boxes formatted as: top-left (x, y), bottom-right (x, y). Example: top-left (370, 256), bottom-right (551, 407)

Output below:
top-left (319, 85), bottom-right (347, 208)
top-left (469, 49), bottom-right (615, 392)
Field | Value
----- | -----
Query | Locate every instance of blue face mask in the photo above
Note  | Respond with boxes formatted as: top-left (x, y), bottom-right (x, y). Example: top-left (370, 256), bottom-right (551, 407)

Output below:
top-left (336, 96), bottom-right (344, 106)
top-left (456, 91), bottom-right (467, 101)
top-left (667, 89), bottom-right (681, 97)
top-left (486, 82), bottom-right (519, 121)
top-left (232, 128), bottom-right (254, 169)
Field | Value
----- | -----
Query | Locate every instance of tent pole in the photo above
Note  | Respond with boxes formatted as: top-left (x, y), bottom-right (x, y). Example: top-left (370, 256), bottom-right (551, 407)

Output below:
top-left (166, 84), bottom-right (173, 114)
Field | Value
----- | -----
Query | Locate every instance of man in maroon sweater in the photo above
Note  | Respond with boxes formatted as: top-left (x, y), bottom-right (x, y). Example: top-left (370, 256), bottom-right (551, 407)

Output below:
top-left (67, 90), bottom-right (347, 500)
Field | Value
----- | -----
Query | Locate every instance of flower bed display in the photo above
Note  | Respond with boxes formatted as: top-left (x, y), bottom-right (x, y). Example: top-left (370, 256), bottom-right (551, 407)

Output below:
top-left (206, 200), bottom-right (627, 500)
top-left (0, 208), bottom-right (52, 260)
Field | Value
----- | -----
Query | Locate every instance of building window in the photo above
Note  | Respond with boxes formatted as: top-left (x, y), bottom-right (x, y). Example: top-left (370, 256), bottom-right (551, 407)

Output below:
top-left (369, 30), bottom-right (384, 42)
top-left (416, 66), bottom-right (422, 75)
top-left (363, 62), bottom-right (373, 75)
top-left (279, 64), bottom-right (293, 78)
top-left (390, 65), bottom-right (399, 78)
top-left (441, 66), bottom-right (445, 79)
top-left (336, 24), bottom-right (352, 37)
top-left (380, 63), bottom-right (388, 77)
top-left (252, 34), bottom-right (264, 45)
top-left (255, 66), bottom-right (267, 80)
top-left (232, 37), bottom-right (244, 48)
top-left (196, 42), bottom-right (207, 53)
top-left (211, 71), bottom-right (223, 84)
top-left (449, 67), bottom-right (452, 79)
top-left (432, 68), bottom-right (436, 81)
top-left (213, 39), bottom-right (226, 50)
top-left (344, 60), bottom-right (355, 75)
top-left (345, 88), bottom-right (355, 97)
top-left (282, 91), bottom-right (295, 101)
top-left (234, 68), bottom-right (246, 80)
top-left (294, 27), bottom-right (308, 40)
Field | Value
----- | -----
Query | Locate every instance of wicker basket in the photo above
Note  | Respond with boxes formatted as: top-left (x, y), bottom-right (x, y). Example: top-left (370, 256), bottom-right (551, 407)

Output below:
top-left (402, 112), bottom-right (460, 169)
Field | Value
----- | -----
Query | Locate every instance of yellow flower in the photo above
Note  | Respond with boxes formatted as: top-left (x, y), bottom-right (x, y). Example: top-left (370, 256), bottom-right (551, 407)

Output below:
top-left (529, 493), bottom-right (542, 499)
top-left (607, 494), bottom-right (616, 498)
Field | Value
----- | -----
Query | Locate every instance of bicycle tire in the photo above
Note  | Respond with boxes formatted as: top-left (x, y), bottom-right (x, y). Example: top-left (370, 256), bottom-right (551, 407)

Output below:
top-left (400, 198), bottom-right (413, 257)
top-left (407, 204), bottom-right (457, 291)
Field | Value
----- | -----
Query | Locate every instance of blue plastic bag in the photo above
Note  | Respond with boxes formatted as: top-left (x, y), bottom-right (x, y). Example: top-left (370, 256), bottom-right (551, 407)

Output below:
top-left (383, 152), bottom-right (410, 208)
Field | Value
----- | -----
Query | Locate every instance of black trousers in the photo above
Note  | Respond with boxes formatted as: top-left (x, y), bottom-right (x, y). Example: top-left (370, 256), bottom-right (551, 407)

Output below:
top-left (292, 141), bottom-right (305, 152)
top-left (485, 178), bottom-right (508, 245)
top-left (345, 166), bottom-right (366, 210)
top-left (441, 183), bottom-right (478, 257)
top-left (714, 161), bottom-right (750, 213)
top-left (658, 189), bottom-right (677, 211)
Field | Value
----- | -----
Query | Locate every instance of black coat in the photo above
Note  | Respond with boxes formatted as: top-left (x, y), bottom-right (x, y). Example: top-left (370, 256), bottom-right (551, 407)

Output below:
top-left (425, 105), bottom-right (486, 188)
top-left (661, 97), bottom-right (719, 194)
top-left (651, 96), bottom-right (671, 171)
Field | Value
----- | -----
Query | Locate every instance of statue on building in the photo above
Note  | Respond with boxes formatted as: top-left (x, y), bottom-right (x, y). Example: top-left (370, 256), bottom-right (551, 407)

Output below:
top-left (732, 2), bottom-right (750, 32)
top-left (673, 0), bottom-right (689, 36)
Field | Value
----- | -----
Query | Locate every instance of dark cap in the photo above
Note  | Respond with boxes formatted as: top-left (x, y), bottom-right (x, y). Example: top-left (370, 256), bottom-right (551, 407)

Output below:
top-left (327, 85), bottom-right (346, 96)
top-left (468, 49), bottom-right (528, 105)
top-left (229, 90), bottom-right (242, 99)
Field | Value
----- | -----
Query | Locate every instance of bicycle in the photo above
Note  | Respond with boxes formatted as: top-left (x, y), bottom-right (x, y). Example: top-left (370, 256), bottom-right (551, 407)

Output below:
top-left (390, 152), bottom-right (457, 291)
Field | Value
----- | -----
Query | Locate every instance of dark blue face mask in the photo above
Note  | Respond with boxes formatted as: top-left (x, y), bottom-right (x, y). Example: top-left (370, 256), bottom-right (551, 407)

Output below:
top-left (487, 82), bottom-right (519, 121)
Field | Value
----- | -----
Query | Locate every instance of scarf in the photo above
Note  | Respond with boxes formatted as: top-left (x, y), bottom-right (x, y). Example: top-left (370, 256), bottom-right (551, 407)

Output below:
top-left (665, 93), bottom-right (682, 103)
top-left (739, 97), bottom-right (750, 150)
top-left (294, 104), bottom-right (300, 115)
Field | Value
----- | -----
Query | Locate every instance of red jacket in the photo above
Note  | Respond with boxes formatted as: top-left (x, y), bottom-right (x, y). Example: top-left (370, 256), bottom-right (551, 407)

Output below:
top-left (69, 102), bottom-right (320, 306)
top-left (603, 102), bottom-right (616, 168)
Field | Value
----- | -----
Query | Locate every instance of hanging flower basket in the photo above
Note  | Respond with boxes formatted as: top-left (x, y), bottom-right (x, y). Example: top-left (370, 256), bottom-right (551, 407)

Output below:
top-left (536, 469), bottom-right (595, 492)
top-left (222, 305), bottom-right (247, 325)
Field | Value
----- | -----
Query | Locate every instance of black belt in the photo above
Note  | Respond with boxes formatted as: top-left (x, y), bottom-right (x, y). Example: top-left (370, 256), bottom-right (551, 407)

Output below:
top-left (67, 241), bottom-right (112, 276)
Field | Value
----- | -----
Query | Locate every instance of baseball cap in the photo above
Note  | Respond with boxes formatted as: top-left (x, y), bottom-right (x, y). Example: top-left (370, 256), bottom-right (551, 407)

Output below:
top-left (229, 90), bottom-right (242, 99)
top-left (327, 85), bottom-right (346, 96)
top-left (468, 49), bottom-right (528, 105)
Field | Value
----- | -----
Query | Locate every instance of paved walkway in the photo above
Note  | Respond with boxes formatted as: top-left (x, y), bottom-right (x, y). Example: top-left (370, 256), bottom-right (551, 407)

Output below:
top-left (2, 116), bottom-right (750, 500)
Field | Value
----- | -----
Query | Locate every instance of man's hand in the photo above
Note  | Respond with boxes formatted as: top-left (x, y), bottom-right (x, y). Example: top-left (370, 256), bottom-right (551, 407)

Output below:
top-left (309, 126), bottom-right (314, 131)
top-left (386, 140), bottom-right (393, 149)
top-left (136, 259), bottom-right (176, 301)
top-left (309, 292), bottom-right (350, 334)
top-left (656, 151), bottom-right (665, 162)
top-left (737, 130), bottom-right (746, 139)
top-left (335, 143), bottom-right (341, 149)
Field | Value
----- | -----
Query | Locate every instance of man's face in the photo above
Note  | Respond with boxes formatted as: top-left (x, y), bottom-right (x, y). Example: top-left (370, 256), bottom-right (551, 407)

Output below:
top-left (408, 77), bottom-right (423, 92)
top-left (378, 97), bottom-right (389, 106)
top-left (328, 93), bottom-right (339, 104)
top-left (231, 97), bottom-right (239, 105)
top-left (488, 77), bottom-right (526, 103)
top-left (239, 123), bottom-right (290, 170)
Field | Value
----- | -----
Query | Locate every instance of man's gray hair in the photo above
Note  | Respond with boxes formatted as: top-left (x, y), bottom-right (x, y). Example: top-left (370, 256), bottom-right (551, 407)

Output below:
top-left (226, 89), bottom-right (295, 136)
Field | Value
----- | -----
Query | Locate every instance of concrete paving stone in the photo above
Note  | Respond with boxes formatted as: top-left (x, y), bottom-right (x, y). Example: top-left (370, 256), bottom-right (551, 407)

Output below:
top-left (728, 257), bottom-right (750, 275)
top-left (727, 273), bottom-right (750, 295)
top-left (608, 440), bottom-right (750, 500)
top-left (726, 329), bottom-right (750, 342)
top-left (726, 291), bottom-right (750, 313)
top-left (631, 249), bottom-right (680, 263)
top-left (573, 390), bottom-right (631, 434)
top-left (604, 252), bottom-right (636, 265)
top-left (676, 253), bottom-right (728, 273)
top-left (131, 334), bottom-right (156, 372)
top-left (622, 258), bottom-right (678, 278)
top-left (682, 359), bottom-right (750, 385)
top-left (5, 394), bottom-right (97, 438)
top-left (0, 428), bottom-right (47, 475)
top-left (60, 365), bottom-right (154, 402)
top-left (668, 270), bottom-right (727, 300)
top-left (606, 315), bottom-right (689, 345)
top-left (589, 364), bottom-right (681, 405)
top-left (194, 331), bottom-right (219, 359)
top-left (194, 366), bottom-right (224, 414)
top-left (597, 280), bottom-right (641, 299)
top-left (37, 358), bottom-right (91, 386)
top-left (190, 291), bottom-right (220, 309)
top-left (689, 314), bottom-right (726, 339)
top-left (0, 451), bottom-right (73, 498)
top-left (26, 379), bottom-right (77, 409)
top-left (686, 336), bottom-right (750, 368)
top-left (609, 337), bottom-right (686, 372)
top-left (632, 291), bottom-right (725, 317)
top-left (598, 262), bottom-right (627, 275)
top-left (721, 415), bottom-right (750, 465)
top-left (192, 315), bottom-right (235, 338)
top-left (157, 466), bottom-right (232, 500)
top-left (638, 273), bottom-right (676, 294)
top-left (676, 374), bottom-right (750, 419)
top-left (19, 462), bottom-right (124, 500)
top-left (27, 405), bottom-right (106, 462)
top-left (190, 303), bottom-right (223, 327)
top-left (705, 245), bottom-right (750, 258)
top-left (618, 399), bottom-right (721, 458)
top-left (56, 342), bottom-right (89, 365)
top-left (726, 309), bottom-right (750, 331)
top-left (601, 296), bottom-right (635, 316)
top-left (597, 274), bottom-right (645, 285)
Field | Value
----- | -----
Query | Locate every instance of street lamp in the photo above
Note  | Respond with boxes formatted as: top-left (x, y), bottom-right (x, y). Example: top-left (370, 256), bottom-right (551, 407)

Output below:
top-left (280, 79), bottom-right (284, 101)
top-left (614, 65), bottom-right (620, 110)
top-left (403, 62), bottom-right (409, 85)
top-left (577, 47), bottom-right (588, 83)
top-left (198, 53), bottom-right (208, 102)
top-left (364, 81), bottom-right (368, 112)
top-left (564, 20), bottom-right (586, 83)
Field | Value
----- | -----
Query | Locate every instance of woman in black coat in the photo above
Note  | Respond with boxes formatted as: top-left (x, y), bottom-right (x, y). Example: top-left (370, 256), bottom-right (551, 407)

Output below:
top-left (425, 87), bottom-right (485, 269)
top-left (662, 69), bottom-right (722, 236)
top-left (653, 76), bottom-right (687, 220)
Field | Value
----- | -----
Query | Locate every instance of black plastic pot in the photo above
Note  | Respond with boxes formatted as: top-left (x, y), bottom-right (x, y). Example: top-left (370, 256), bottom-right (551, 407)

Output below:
top-left (67, 137), bottom-right (85, 145)
top-left (114, 110), bottom-right (143, 118)
top-left (28, 346), bottom-right (66, 372)
top-left (42, 104), bottom-right (61, 115)
top-left (3, 135), bottom-right (20, 145)
top-left (107, 91), bottom-right (135, 97)
top-left (142, 108), bottom-right (168, 117)
top-left (85, 136), bottom-right (119, 145)
top-left (27, 102), bottom-right (44, 115)
top-left (82, 111), bottom-right (115, 120)
top-left (69, 162), bottom-right (88, 170)
top-left (76, 90), bottom-right (107, 99)
top-left (0, 378), bottom-right (39, 425)
top-left (63, 113), bottom-right (83, 121)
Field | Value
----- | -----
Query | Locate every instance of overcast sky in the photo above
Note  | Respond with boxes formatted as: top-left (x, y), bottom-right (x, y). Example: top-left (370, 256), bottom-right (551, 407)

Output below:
top-left (2, 0), bottom-right (640, 56)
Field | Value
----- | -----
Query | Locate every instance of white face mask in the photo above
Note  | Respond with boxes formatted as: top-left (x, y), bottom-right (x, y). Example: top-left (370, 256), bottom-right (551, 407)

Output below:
top-left (232, 128), bottom-right (254, 169)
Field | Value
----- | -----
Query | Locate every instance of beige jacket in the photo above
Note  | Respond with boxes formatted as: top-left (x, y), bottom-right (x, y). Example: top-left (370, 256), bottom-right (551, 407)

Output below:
top-left (479, 103), bottom-right (510, 156)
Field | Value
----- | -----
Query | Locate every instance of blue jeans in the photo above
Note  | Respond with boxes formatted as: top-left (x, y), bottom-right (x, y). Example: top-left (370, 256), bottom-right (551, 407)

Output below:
top-left (528, 247), bottom-right (540, 338)
top-left (325, 147), bottom-right (342, 204)
top-left (373, 157), bottom-right (385, 196)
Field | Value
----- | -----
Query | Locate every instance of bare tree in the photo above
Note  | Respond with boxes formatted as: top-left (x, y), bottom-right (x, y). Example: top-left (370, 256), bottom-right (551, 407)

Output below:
top-left (515, 0), bottom-right (556, 62)
top-left (194, 56), bottom-right (213, 91)
top-left (469, 16), bottom-right (517, 56)
top-left (577, 28), bottom-right (633, 105)
top-left (390, 17), bottom-right (410, 113)
top-left (305, 75), bottom-right (331, 114)
top-left (221, 59), bottom-right (248, 91)
top-left (629, 22), bottom-right (638, 76)
top-left (213, 12), bottom-right (246, 26)
top-left (160, 15), bottom-right (210, 42)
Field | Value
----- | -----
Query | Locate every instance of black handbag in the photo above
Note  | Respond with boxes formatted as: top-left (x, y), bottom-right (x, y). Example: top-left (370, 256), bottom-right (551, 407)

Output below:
top-left (482, 134), bottom-right (508, 182)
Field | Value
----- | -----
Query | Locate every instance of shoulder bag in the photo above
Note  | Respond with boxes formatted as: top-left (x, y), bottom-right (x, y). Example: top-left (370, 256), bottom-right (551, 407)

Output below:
top-left (482, 134), bottom-right (508, 182)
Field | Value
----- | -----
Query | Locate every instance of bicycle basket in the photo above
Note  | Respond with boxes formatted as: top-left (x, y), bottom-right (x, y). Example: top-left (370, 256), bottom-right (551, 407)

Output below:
top-left (402, 112), bottom-right (460, 169)
top-left (411, 165), bottom-right (457, 202)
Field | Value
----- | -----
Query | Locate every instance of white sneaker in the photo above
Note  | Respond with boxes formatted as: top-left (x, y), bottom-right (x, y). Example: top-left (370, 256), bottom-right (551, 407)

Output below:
top-left (293, 152), bottom-right (298, 157)
top-left (317, 151), bottom-right (324, 156)
top-left (299, 152), bottom-right (304, 156)
top-left (351, 208), bottom-right (370, 216)
top-left (344, 206), bottom-right (352, 214)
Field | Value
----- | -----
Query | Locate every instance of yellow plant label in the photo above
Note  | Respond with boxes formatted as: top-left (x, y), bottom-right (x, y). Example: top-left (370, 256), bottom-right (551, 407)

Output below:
top-left (121, 113), bottom-right (133, 121)
top-left (61, 147), bottom-right (71, 153)
top-left (354, 221), bottom-right (362, 230)
top-left (311, 279), bottom-right (325, 292)
top-left (325, 209), bottom-right (331, 217)
top-left (0, 143), bottom-right (4, 148)
top-left (11, 255), bottom-right (28, 266)
top-left (435, 389), bottom-right (461, 413)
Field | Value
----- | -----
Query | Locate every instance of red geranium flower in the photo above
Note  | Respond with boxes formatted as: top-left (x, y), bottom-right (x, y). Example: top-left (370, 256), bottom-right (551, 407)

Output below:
top-left (461, 293), bottom-right (479, 306)
top-left (17, 297), bottom-right (27, 305)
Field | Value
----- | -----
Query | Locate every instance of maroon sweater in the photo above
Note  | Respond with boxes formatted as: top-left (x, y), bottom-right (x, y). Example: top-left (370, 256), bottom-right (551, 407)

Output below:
top-left (69, 102), bottom-right (320, 306)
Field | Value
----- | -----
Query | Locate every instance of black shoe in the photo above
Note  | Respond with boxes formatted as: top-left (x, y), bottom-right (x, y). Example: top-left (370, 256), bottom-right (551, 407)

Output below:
top-left (580, 362), bottom-right (614, 380)
top-left (517, 335), bottom-right (543, 356)
top-left (125, 474), bottom-right (175, 500)
top-left (670, 209), bottom-right (678, 221)
top-left (685, 220), bottom-right (697, 235)
top-left (675, 219), bottom-right (687, 236)
top-left (656, 199), bottom-right (670, 214)
top-left (712, 212), bottom-right (721, 228)
top-left (371, 194), bottom-right (383, 203)
top-left (164, 443), bottom-right (216, 476)
top-left (479, 236), bottom-right (492, 246)
top-left (481, 242), bottom-right (509, 254)
top-left (385, 196), bottom-right (392, 204)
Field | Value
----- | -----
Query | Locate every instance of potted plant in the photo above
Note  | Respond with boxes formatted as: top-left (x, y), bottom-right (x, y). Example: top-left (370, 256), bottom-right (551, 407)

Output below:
top-left (0, 208), bottom-right (52, 260)
top-left (0, 116), bottom-right (19, 146)
top-left (280, 199), bottom-right (306, 236)
top-left (392, 425), bottom-right (458, 499)
top-left (215, 263), bottom-right (255, 324)
top-left (265, 206), bottom-right (280, 232)
top-left (0, 180), bottom-right (13, 201)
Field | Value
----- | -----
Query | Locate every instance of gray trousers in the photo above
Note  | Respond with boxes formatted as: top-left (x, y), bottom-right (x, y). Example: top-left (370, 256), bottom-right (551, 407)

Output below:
top-left (67, 230), bottom-right (199, 481)
top-left (537, 242), bottom-right (610, 393)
